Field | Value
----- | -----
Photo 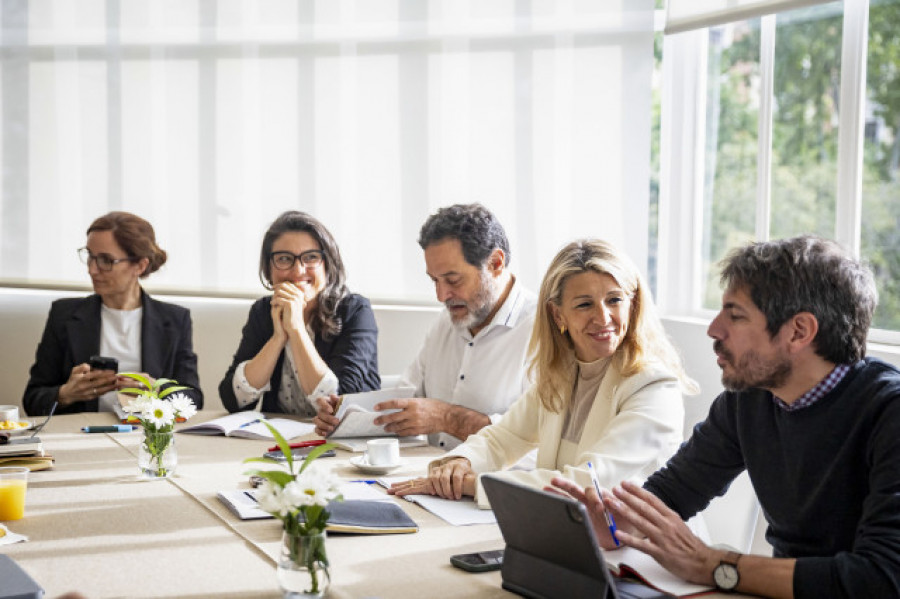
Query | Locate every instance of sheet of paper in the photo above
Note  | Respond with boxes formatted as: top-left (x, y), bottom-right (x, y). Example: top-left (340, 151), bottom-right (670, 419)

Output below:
top-left (377, 476), bottom-right (497, 526)
top-left (331, 387), bottom-right (416, 439)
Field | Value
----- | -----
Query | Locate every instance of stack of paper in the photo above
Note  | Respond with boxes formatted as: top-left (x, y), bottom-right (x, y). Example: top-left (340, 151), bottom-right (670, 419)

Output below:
top-left (330, 387), bottom-right (416, 439)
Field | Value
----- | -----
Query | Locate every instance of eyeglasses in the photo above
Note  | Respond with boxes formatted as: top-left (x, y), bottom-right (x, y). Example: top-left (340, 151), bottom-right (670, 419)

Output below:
top-left (78, 247), bottom-right (136, 272)
top-left (270, 250), bottom-right (325, 271)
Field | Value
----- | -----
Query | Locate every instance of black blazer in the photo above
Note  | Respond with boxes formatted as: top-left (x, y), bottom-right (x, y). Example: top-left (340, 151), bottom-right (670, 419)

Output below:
top-left (22, 291), bottom-right (203, 416)
top-left (219, 293), bottom-right (380, 413)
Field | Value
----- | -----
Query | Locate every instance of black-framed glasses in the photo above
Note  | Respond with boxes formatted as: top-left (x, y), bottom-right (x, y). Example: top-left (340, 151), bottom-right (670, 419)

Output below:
top-left (78, 247), bottom-right (136, 272)
top-left (270, 250), bottom-right (325, 271)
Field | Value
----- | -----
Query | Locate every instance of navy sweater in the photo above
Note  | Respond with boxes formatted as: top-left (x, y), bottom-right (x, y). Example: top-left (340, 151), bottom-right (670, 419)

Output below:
top-left (645, 357), bottom-right (900, 598)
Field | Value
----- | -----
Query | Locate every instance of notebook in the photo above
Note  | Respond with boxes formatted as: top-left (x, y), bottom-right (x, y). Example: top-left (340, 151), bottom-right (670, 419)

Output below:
top-left (179, 412), bottom-right (314, 440)
top-left (481, 475), bottom-right (687, 599)
top-left (217, 493), bottom-right (419, 534)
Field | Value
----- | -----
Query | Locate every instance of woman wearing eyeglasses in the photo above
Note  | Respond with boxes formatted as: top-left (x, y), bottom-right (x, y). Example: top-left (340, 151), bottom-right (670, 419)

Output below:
top-left (22, 212), bottom-right (202, 416)
top-left (219, 211), bottom-right (380, 415)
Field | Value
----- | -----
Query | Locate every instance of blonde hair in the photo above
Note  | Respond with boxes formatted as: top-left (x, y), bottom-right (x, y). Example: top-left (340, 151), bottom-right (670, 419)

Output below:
top-left (528, 239), bottom-right (697, 413)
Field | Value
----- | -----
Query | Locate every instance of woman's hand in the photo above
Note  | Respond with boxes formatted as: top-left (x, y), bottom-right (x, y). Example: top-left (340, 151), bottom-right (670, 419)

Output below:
top-left (57, 363), bottom-right (118, 406)
top-left (388, 458), bottom-right (477, 500)
top-left (272, 281), bottom-right (309, 336)
top-left (269, 297), bottom-right (288, 345)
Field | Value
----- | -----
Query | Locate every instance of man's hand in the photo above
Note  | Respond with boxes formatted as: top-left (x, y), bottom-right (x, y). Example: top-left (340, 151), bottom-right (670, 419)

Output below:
top-left (373, 397), bottom-right (450, 437)
top-left (388, 458), bottom-right (477, 499)
top-left (313, 395), bottom-right (341, 437)
top-left (549, 476), bottom-right (624, 551)
top-left (607, 481), bottom-right (718, 585)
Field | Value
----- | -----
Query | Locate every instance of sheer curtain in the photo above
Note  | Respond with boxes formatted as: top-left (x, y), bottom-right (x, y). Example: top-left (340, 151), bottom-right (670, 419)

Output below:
top-left (1, 0), bottom-right (654, 301)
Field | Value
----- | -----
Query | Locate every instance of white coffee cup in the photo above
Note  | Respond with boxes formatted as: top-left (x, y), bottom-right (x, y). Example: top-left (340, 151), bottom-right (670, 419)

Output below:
top-left (0, 405), bottom-right (19, 422)
top-left (366, 438), bottom-right (400, 466)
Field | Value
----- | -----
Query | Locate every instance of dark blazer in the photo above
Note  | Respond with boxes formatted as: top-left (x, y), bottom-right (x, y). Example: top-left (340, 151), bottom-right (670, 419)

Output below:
top-left (22, 291), bottom-right (203, 416)
top-left (219, 293), bottom-right (380, 413)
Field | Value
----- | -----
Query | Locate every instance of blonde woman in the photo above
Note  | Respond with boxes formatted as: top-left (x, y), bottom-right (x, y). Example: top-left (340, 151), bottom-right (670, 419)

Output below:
top-left (390, 239), bottom-right (697, 507)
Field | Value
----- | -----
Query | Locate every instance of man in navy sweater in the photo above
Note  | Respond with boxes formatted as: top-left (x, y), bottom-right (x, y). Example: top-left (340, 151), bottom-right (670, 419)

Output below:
top-left (554, 235), bottom-right (900, 598)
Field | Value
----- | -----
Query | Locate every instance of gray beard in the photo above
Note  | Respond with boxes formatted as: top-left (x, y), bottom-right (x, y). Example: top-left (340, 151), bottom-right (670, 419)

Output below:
top-left (449, 269), bottom-right (502, 331)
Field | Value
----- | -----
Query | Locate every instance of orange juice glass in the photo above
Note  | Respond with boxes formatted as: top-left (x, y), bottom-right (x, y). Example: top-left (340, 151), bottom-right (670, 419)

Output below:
top-left (0, 466), bottom-right (28, 520)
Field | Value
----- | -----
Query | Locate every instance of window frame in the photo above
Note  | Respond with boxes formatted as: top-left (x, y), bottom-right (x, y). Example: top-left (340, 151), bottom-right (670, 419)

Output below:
top-left (657, 0), bottom-right (900, 345)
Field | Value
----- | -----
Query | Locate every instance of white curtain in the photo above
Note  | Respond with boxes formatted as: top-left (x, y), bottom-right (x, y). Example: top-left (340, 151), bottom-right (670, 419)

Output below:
top-left (1, 0), bottom-right (654, 302)
top-left (665, 0), bottom-right (830, 33)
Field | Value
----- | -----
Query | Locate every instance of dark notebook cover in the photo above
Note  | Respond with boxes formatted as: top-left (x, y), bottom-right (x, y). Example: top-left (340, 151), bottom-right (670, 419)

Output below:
top-left (311, 500), bottom-right (419, 534)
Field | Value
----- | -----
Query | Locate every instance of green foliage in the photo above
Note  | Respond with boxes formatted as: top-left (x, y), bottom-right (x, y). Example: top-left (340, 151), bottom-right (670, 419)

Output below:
top-left (699, 3), bottom-right (900, 331)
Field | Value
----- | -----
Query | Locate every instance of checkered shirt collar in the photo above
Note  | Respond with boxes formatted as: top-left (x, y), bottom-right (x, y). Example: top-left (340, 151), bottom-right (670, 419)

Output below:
top-left (773, 364), bottom-right (851, 412)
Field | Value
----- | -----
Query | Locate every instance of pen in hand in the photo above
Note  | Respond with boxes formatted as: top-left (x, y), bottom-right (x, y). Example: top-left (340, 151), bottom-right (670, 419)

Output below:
top-left (587, 461), bottom-right (620, 547)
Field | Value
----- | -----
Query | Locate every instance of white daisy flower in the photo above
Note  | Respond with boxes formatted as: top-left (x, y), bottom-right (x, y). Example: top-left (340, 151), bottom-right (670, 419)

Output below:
top-left (294, 465), bottom-right (340, 507)
top-left (143, 398), bottom-right (175, 428)
top-left (168, 393), bottom-right (197, 420)
top-left (256, 480), bottom-right (290, 516)
top-left (124, 391), bottom-right (154, 414)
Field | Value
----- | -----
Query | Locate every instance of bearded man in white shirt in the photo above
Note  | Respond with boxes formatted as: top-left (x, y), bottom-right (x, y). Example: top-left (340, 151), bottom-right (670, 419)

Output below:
top-left (315, 203), bottom-right (537, 449)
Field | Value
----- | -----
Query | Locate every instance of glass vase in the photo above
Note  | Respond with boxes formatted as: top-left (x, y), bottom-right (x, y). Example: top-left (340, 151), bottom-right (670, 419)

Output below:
top-left (277, 530), bottom-right (330, 598)
top-left (138, 430), bottom-right (177, 479)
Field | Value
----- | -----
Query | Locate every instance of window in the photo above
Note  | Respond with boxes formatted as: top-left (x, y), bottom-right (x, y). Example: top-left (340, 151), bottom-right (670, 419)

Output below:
top-left (660, 0), bottom-right (900, 340)
top-left (861, 0), bottom-right (900, 331)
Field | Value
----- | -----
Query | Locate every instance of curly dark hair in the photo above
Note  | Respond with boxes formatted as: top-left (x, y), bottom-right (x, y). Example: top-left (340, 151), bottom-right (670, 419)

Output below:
top-left (86, 212), bottom-right (167, 278)
top-left (258, 211), bottom-right (348, 340)
top-left (720, 235), bottom-right (877, 364)
top-left (417, 203), bottom-right (511, 268)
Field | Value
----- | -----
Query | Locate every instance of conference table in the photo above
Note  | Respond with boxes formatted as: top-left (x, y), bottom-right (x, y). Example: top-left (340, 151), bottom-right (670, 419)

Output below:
top-left (2, 412), bottom-right (742, 598)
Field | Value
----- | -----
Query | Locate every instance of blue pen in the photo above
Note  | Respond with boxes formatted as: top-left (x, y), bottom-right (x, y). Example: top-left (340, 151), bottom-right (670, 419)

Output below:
top-left (238, 419), bottom-right (261, 429)
top-left (587, 461), bottom-right (620, 546)
top-left (349, 480), bottom-right (377, 484)
top-left (82, 425), bottom-right (138, 433)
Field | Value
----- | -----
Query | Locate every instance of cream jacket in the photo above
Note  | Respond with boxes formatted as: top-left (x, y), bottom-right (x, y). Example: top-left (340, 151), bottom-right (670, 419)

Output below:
top-left (436, 362), bottom-right (685, 508)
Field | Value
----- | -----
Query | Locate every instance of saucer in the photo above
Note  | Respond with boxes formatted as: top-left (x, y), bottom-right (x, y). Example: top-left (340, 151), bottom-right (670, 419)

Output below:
top-left (0, 420), bottom-right (33, 435)
top-left (349, 455), bottom-right (405, 475)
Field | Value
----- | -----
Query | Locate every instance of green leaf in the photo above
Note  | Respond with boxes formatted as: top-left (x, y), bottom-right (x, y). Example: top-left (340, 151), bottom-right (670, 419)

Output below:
top-left (244, 469), bottom-right (294, 488)
top-left (298, 442), bottom-right (337, 475)
top-left (260, 420), bottom-right (295, 473)
top-left (158, 385), bottom-right (191, 399)
top-left (119, 372), bottom-right (152, 390)
top-left (118, 387), bottom-right (147, 396)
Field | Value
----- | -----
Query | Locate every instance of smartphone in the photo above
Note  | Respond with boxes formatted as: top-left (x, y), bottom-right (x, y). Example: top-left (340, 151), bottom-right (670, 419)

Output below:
top-left (89, 355), bottom-right (119, 371)
top-left (263, 448), bottom-right (336, 462)
top-left (450, 549), bottom-right (504, 573)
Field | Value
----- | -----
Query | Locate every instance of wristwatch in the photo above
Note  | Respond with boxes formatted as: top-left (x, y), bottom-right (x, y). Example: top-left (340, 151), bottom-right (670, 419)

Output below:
top-left (713, 551), bottom-right (741, 592)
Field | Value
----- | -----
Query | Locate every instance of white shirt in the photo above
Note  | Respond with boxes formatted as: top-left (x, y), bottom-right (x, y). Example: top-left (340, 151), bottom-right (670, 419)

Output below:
top-left (401, 277), bottom-right (538, 449)
top-left (99, 304), bottom-right (143, 413)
